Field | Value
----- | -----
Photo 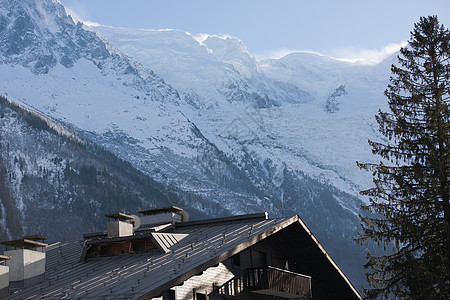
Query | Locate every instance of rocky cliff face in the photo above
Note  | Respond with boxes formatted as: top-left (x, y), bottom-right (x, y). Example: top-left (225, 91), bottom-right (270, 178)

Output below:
top-left (0, 0), bottom-right (179, 102)
top-left (0, 0), bottom-right (107, 73)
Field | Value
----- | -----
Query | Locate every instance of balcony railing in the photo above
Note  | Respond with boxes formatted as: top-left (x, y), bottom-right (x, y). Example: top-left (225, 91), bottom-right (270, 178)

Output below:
top-left (246, 266), bottom-right (312, 298)
top-left (215, 275), bottom-right (244, 297)
top-left (215, 266), bottom-right (312, 299)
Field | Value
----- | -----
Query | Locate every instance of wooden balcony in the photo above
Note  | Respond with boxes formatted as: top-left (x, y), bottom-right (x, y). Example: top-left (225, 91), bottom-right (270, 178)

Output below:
top-left (245, 266), bottom-right (312, 299)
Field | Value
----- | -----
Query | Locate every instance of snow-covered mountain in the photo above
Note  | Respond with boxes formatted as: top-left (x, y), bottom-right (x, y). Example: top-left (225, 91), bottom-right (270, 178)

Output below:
top-left (0, 0), bottom-right (398, 289)
top-left (89, 26), bottom-right (289, 109)
top-left (89, 24), bottom-right (391, 195)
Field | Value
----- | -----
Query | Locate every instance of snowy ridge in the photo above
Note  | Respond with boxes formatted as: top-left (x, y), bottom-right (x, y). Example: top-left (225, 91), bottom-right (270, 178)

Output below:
top-left (87, 25), bottom-right (282, 109)
top-left (0, 94), bottom-right (79, 141)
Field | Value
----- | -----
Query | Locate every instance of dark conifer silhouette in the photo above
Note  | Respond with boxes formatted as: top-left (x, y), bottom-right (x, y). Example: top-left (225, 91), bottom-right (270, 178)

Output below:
top-left (357, 16), bottom-right (449, 299)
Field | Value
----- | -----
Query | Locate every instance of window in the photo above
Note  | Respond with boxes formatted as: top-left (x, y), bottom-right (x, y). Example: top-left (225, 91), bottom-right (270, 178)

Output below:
top-left (100, 245), bottom-right (112, 256)
top-left (163, 289), bottom-right (175, 300)
top-left (196, 293), bottom-right (206, 300)
top-left (272, 255), bottom-right (287, 269)
top-left (251, 250), bottom-right (267, 267)
top-left (133, 241), bottom-right (146, 252)
top-left (232, 253), bottom-right (241, 266)
top-left (284, 260), bottom-right (290, 271)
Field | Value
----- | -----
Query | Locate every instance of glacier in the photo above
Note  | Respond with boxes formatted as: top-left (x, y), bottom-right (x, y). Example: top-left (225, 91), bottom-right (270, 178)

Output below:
top-left (88, 23), bottom-right (393, 197)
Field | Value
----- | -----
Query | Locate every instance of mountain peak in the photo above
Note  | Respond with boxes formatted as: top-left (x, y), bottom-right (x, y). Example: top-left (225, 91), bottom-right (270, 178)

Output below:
top-left (0, 0), bottom-right (109, 73)
top-left (0, 0), bottom-right (179, 104)
top-left (201, 34), bottom-right (260, 77)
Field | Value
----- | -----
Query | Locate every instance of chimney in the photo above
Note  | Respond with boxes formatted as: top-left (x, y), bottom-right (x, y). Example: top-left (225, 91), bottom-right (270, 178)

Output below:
top-left (137, 206), bottom-right (189, 227)
top-left (1, 236), bottom-right (47, 288)
top-left (105, 213), bottom-right (134, 238)
top-left (0, 255), bottom-right (11, 296)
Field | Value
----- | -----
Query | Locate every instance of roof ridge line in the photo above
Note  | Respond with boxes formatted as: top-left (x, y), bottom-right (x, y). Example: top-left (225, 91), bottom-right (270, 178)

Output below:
top-left (174, 212), bottom-right (268, 227)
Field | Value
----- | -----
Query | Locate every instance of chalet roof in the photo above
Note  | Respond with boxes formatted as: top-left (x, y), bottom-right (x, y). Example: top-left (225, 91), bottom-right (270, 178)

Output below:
top-left (4, 213), bottom-right (361, 299)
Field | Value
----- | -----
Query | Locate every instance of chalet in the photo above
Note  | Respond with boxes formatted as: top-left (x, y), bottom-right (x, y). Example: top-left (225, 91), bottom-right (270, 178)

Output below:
top-left (0, 207), bottom-right (362, 299)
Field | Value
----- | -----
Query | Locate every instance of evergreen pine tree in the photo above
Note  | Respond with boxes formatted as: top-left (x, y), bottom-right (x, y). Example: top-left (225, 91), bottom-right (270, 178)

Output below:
top-left (356, 16), bottom-right (449, 299)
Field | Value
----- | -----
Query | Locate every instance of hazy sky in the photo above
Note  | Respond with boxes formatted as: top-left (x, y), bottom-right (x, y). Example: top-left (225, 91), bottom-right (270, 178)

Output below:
top-left (60, 0), bottom-right (450, 63)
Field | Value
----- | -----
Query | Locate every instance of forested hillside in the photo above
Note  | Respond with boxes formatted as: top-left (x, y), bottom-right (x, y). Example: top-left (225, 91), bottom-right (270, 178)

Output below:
top-left (0, 95), bottom-right (213, 242)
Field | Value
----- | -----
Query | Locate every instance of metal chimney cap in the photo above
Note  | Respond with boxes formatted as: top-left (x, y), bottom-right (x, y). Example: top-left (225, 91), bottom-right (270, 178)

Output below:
top-left (0, 238), bottom-right (48, 249)
top-left (137, 206), bottom-right (183, 215)
top-left (22, 235), bottom-right (47, 241)
top-left (105, 212), bottom-right (134, 221)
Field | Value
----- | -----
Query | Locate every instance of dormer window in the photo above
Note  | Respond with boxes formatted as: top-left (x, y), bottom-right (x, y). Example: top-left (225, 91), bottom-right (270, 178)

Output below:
top-left (100, 245), bottom-right (112, 256)
top-left (133, 241), bottom-right (146, 252)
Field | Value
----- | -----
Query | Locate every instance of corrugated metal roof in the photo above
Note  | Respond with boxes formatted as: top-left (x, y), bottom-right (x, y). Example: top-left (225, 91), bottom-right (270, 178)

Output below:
top-left (4, 214), bottom-right (362, 299)
top-left (5, 215), bottom-right (290, 299)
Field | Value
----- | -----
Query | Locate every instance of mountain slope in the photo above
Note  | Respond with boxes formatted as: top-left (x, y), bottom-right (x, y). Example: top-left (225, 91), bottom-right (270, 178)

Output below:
top-left (0, 0), bottom-right (398, 289)
top-left (0, 95), bottom-right (220, 242)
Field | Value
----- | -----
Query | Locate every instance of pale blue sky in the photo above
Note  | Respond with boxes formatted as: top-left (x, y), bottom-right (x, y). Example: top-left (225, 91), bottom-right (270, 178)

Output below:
top-left (59, 0), bottom-right (450, 62)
